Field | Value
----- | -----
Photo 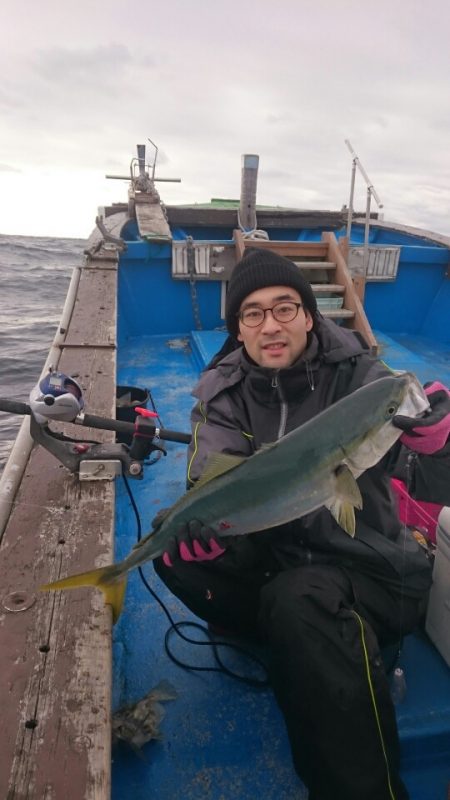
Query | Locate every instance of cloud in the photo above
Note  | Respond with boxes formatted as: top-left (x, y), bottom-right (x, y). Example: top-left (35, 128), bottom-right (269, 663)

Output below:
top-left (0, 87), bottom-right (24, 110)
top-left (33, 43), bottom-right (136, 86)
top-left (0, 43), bottom-right (160, 170)
top-left (0, 164), bottom-right (21, 173)
top-left (0, 0), bottom-right (449, 236)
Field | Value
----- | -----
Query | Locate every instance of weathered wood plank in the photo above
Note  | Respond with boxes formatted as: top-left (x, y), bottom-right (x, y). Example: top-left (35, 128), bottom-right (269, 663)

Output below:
top-left (166, 206), bottom-right (350, 230)
top-left (262, 243), bottom-right (330, 257)
top-left (105, 204), bottom-right (379, 231)
top-left (135, 195), bottom-right (172, 241)
top-left (64, 267), bottom-right (116, 350)
top-left (322, 232), bottom-right (378, 354)
top-left (321, 308), bottom-right (355, 319)
top-left (311, 284), bottom-right (345, 293)
top-left (292, 261), bottom-right (336, 269)
top-left (232, 230), bottom-right (330, 262)
top-left (0, 261), bottom-right (118, 799)
top-left (233, 229), bottom-right (246, 261)
top-left (1, 448), bottom-right (114, 800)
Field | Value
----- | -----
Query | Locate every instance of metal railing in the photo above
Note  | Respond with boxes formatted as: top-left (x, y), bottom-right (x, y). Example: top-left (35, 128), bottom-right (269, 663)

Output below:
top-left (105, 140), bottom-right (181, 185)
top-left (345, 140), bottom-right (384, 280)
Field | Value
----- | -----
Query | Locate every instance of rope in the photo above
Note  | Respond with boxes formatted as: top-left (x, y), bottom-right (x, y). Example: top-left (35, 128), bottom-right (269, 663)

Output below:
top-left (236, 210), bottom-right (269, 241)
top-left (351, 610), bottom-right (397, 800)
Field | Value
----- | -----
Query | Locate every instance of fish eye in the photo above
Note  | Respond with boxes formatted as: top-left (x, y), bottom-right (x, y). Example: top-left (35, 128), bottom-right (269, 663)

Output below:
top-left (385, 402), bottom-right (398, 419)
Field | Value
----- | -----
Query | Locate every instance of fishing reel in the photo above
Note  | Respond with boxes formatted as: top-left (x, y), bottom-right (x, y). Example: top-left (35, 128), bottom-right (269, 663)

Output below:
top-left (24, 369), bottom-right (168, 480)
top-left (0, 371), bottom-right (190, 481)
top-left (29, 370), bottom-right (84, 423)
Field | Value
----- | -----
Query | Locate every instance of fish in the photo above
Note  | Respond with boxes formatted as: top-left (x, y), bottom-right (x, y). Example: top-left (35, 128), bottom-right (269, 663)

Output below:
top-left (41, 372), bottom-right (429, 622)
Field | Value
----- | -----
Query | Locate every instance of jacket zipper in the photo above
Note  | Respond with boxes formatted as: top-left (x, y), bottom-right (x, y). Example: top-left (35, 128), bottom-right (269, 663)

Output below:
top-left (271, 373), bottom-right (288, 439)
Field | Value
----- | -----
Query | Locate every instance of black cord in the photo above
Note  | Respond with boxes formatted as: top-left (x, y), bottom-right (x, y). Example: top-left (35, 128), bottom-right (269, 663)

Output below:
top-left (383, 640), bottom-right (404, 676)
top-left (121, 473), bottom-right (269, 688)
top-left (147, 388), bottom-right (164, 428)
top-left (142, 389), bottom-right (164, 466)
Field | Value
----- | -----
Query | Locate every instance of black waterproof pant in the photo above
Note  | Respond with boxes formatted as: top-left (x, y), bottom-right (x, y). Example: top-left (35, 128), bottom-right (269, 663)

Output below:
top-left (154, 552), bottom-right (421, 800)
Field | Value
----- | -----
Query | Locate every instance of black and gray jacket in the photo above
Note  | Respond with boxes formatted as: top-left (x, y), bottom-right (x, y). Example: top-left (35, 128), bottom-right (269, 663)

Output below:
top-left (187, 318), bottom-right (444, 595)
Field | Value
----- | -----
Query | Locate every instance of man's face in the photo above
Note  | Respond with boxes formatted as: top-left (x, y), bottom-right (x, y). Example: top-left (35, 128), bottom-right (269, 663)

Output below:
top-left (237, 285), bottom-right (313, 369)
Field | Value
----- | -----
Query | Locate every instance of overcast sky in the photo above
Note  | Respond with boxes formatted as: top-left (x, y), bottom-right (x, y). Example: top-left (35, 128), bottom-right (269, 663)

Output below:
top-left (1, 0), bottom-right (449, 239)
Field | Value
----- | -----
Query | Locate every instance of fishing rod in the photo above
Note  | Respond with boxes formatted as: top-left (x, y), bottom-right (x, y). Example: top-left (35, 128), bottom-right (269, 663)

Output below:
top-left (0, 370), bottom-right (191, 481)
top-left (1, 376), bottom-right (269, 686)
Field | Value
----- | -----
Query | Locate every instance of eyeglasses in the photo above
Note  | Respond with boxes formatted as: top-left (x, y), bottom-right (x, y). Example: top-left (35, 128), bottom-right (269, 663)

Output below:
top-left (238, 301), bottom-right (304, 328)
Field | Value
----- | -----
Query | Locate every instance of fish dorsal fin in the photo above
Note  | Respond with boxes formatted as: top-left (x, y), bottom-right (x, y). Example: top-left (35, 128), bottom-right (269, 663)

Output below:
top-left (326, 464), bottom-right (363, 538)
top-left (193, 452), bottom-right (246, 491)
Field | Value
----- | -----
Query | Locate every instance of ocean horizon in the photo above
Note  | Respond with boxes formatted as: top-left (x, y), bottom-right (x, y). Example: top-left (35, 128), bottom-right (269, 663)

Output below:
top-left (0, 233), bottom-right (86, 470)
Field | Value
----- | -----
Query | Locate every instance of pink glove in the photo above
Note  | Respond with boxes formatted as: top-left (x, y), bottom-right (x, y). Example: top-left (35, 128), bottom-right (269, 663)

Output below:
top-left (162, 520), bottom-right (226, 567)
top-left (394, 381), bottom-right (450, 455)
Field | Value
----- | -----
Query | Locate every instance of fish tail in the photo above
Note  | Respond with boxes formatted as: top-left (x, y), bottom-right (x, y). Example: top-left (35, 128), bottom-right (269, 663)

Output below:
top-left (41, 565), bottom-right (127, 623)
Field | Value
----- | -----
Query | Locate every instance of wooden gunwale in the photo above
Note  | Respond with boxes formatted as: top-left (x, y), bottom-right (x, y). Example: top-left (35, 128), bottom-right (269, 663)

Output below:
top-left (0, 243), bottom-right (119, 799)
top-left (105, 204), bottom-right (376, 230)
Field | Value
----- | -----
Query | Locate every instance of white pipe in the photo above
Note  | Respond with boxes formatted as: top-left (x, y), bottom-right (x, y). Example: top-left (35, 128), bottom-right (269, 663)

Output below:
top-left (363, 189), bottom-right (372, 278)
top-left (0, 263), bottom-right (82, 540)
top-left (345, 139), bottom-right (383, 208)
top-left (346, 160), bottom-right (357, 239)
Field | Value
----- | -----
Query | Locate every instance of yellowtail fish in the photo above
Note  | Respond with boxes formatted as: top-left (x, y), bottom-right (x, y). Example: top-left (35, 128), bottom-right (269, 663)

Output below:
top-left (41, 373), bottom-right (428, 621)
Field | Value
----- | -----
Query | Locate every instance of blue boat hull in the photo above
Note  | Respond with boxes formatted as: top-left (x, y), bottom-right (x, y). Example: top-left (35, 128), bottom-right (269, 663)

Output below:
top-left (112, 222), bottom-right (450, 799)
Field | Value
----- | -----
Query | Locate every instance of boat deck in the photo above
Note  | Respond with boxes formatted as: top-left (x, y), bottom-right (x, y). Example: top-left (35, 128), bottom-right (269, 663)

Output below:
top-left (112, 330), bottom-right (450, 800)
top-left (375, 331), bottom-right (450, 387)
top-left (113, 334), bottom-right (305, 799)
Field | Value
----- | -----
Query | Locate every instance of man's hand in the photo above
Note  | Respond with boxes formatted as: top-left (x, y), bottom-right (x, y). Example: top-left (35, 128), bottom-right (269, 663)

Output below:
top-left (394, 381), bottom-right (450, 455)
top-left (151, 515), bottom-right (226, 567)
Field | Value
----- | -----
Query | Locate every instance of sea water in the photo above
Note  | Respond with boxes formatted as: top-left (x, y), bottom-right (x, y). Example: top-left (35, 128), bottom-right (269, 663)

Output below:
top-left (0, 233), bottom-right (85, 471)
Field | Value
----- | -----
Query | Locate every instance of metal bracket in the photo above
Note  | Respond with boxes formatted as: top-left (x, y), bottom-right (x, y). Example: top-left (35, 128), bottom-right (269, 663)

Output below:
top-left (29, 414), bottom-right (139, 480)
top-left (79, 460), bottom-right (123, 481)
top-left (95, 215), bottom-right (127, 250)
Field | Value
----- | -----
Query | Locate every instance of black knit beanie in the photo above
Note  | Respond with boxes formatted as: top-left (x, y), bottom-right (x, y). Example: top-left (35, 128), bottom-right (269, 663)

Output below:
top-left (225, 248), bottom-right (318, 337)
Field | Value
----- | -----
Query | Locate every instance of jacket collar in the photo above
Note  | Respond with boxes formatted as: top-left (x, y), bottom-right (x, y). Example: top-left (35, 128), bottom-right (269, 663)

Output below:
top-left (193, 317), bottom-right (369, 403)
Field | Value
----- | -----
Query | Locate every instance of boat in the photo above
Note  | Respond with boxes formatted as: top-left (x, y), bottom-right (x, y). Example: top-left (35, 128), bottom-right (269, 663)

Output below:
top-left (0, 143), bottom-right (449, 800)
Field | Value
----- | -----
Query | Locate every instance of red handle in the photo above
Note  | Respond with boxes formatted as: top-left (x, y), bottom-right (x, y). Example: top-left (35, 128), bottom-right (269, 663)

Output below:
top-left (135, 407), bottom-right (159, 418)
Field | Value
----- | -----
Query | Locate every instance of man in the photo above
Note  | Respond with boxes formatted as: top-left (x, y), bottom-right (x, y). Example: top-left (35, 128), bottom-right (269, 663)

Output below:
top-left (154, 248), bottom-right (450, 800)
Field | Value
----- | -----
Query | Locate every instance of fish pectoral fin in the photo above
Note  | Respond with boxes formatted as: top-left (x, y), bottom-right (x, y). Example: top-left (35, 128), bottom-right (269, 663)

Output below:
top-left (326, 465), bottom-right (363, 538)
top-left (40, 565), bottom-right (127, 624)
top-left (328, 500), bottom-right (356, 537)
top-left (335, 464), bottom-right (363, 509)
top-left (193, 452), bottom-right (246, 490)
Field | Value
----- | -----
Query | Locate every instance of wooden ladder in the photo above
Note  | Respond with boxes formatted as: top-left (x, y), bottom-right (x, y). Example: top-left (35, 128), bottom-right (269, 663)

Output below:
top-left (233, 230), bottom-right (378, 354)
